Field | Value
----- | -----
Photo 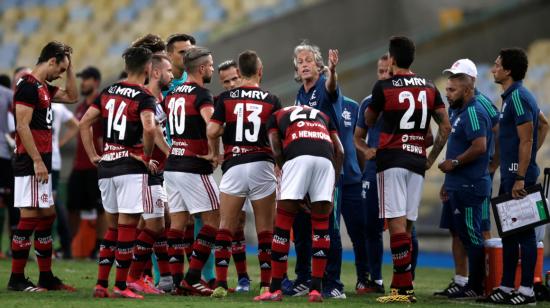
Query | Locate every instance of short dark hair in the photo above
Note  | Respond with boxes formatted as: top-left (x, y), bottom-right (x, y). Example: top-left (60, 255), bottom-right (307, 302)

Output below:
top-left (14, 66), bottom-right (29, 76)
top-left (0, 74), bottom-right (10, 88)
top-left (238, 50), bottom-right (260, 78)
top-left (122, 47), bottom-right (153, 75)
top-left (37, 41), bottom-right (72, 64)
top-left (132, 34), bottom-right (166, 54)
top-left (152, 54), bottom-right (171, 68)
top-left (218, 59), bottom-right (237, 73)
top-left (389, 36), bottom-right (415, 69)
top-left (499, 48), bottom-right (528, 81)
top-left (166, 33), bottom-right (196, 52)
top-left (184, 47), bottom-right (211, 73)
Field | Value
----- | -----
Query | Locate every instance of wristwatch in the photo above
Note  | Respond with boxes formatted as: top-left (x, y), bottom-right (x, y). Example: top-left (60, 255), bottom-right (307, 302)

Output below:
top-left (451, 159), bottom-right (459, 167)
top-left (515, 175), bottom-right (525, 181)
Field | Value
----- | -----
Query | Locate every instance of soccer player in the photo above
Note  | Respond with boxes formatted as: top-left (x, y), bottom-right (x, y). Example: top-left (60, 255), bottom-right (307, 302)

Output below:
top-left (66, 66), bottom-right (105, 258)
top-left (126, 54), bottom-right (174, 294)
top-left (255, 105), bottom-right (344, 302)
top-left (81, 47), bottom-right (157, 299)
top-left (208, 51), bottom-right (281, 298)
top-left (364, 36), bottom-right (451, 303)
top-left (481, 48), bottom-right (546, 305)
top-left (289, 41), bottom-right (345, 299)
top-left (165, 33), bottom-right (195, 95)
top-left (435, 59), bottom-right (500, 297)
top-left (216, 59), bottom-right (253, 292)
top-left (438, 73), bottom-right (492, 299)
top-left (353, 54), bottom-right (391, 294)
top-left (8, 41), bottom-right (78, 292)
top-left (163, 47), bottom-right (219, 296)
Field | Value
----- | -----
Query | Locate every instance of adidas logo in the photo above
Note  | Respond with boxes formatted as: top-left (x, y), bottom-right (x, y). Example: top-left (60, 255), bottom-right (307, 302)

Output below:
top-left (114, 260), bottom-right (121, 268)
top-left (217, 260), bottom-right (228, 266)
top-left (454, 209), bottom-right (461, 214)
top-left (313, 251), bottom-right (326, 257)
top-left (34, 250), bottom-right (44, 257)
top-left (98, 259), bottom-right (111, 265)
top-left (260, 262), bottom-right (271, 269)
top-left (278, 255), bottom-right (288, 261)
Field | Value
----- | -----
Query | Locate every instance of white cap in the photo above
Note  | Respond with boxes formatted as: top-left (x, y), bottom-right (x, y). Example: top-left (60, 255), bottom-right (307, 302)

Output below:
top-left (443, 58), bottom-right (477, 78)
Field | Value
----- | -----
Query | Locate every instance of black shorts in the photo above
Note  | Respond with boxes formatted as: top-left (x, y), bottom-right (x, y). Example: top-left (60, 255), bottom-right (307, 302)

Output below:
top-left (0, 158), bottom-right (14, 194)
top-left (67, 169), bottom-right (103, 211)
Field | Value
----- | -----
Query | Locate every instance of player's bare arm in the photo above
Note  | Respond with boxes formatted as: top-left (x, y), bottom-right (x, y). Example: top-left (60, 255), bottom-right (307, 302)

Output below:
top-left (154, 124), bottom-right (170, 157)
top-left (203, 121), bottom-right (224, 165)
top-left (512, 121), bottom-right (534, 199)
top-left (438, 136), bottom-right (486, 173)
top-left (59, 116), bottom-right (79, 147)
top-left (268, 130), bottom-right (284, 168)
top-left (325, 49), bottom-right (339, 95)
top-left (536, 111), bottom-right (548, 151)
top-left (53, 55), bottom-right (78, 104)
top-left (331, 131), bottom-right (344, 178)
top-left (16, 104), bottom-right (48, 183)
top-left (141, 109), bottom-right (156, 156)
top-left (425, 123), bottom-right (434, 148)
top-left (196, 106), bottom-right (218, 164)
top-left (426, 108), bottom-right (451, 169)
top-left (78, 106), bottom-right (101, 166)
top-left (353, 126), bottom-right (375, 171)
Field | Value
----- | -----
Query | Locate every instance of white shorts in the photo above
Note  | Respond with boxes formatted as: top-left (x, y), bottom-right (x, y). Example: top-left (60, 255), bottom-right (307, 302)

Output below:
top-left (279, 155), bottom-right (335, 203)
top-left (98, 174), bottom-right (148, 214)
top-left (14, 174), bottom-right (54, 208)
top-left (219, 161), bottom-right (276, 201)
top-left (242, 198), bottom-right (253, 213)
top-left (142, 184), bottom-right (167, 220)
top-left (164, 172), bottom-right (220, 215)
top-left (377, 167), bottom-right (424, 221)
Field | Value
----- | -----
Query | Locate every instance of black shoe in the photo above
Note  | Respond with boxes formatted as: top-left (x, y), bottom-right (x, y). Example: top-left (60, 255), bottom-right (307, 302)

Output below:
top-left (503, 291), bottom-right (537, 305)
top-left (477, 288), bottom-right (511, 304)
top-left (357, 279), bottom-right (385, 294)
top-left (447, 285), bottom-right (482, 299)
top-left (534, 282), bottom-right (550, 301)
top-left (434, 280), bottom-right (463, 297)
top-left (38, 275), bottom-right (76, 291)
top-left (7, 276), bottom-right (46, 292)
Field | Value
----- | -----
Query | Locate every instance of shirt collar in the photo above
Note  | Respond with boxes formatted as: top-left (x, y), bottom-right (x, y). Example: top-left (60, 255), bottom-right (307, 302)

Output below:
top-left (501, 80), bottom-right (522, 99)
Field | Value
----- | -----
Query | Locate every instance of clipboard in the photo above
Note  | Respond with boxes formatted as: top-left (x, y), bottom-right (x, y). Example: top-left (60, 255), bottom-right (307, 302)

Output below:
top-left (490, 183), bottom-right (550, 237)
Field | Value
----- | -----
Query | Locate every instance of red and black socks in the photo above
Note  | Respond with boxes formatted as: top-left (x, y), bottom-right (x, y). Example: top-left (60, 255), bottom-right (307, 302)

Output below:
top-left (183, 223), bottom-right (194, 262)
top-left (167, 228), bottom-right (185, 286)
top-left (97, 228), bottom-right (117, 288)
top-left (270, 208), bottom-right (295, 292)
top-left (35, 215), bottom-right (56, 284)
top-left (114, 224), bottom-right (137, 290)
top-left (257, 230), bottom-right (273, 288)
top-left (311, 212), bottom-right (330, 292)
top-left (128, 228), bottom-right (157, 281)
top-left (185, 224), bottom-right (216, 285)
top-left (390, 232), bottom-right (413, 290)
top-left (154, 230), bottom-right (171, 277)
top-left (214, 228), bottom-right (232, 289)
top-left (232, 229), bottom-right (249, 281)
top-left (11, 217), bottom-right (38, 279)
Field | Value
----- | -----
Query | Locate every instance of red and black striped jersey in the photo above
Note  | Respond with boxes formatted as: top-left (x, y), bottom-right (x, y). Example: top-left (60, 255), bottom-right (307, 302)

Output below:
top-left (12, 74), bottom-right (58, 176)
top-left (367, 73), bottom-right (445, 176)
top-left (163, 82), bottom-right (214, 174)
top-left (92, 81), bottom-right (156, 179)
top-left (267, 105), bottom-right (336, 162)
top-left (211, 86), bottom-right (282, 173)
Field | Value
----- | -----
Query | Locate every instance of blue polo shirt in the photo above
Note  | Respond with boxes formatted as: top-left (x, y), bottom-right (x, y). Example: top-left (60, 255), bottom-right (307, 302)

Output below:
top-left (340, 96), bottom-right (362, 185)
top-left (295, 74), bottom-right (342, 133)
top-left (475, 89), bottom-right (499, 160)
top-left (444, 98), bottom-right (492, 196)
top-left (499, 81), bottom-right (540, 182)
top-left (162, 71), bottom-right (188, 145)
top-left (356, 95), bottom-right (383, 179)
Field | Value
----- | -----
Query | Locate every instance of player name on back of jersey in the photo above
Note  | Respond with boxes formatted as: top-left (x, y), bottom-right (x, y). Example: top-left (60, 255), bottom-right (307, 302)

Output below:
top-left (291, 121), bottom-right (331, 142)
top-left (101, 143), bottom-right (130, 161)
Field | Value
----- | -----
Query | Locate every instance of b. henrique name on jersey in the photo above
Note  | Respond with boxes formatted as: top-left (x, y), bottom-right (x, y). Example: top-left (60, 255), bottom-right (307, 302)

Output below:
top-left (267, 105), bottom-right (336, 162)
top-left (368, 73), bottom-right (445, 176)
top-left (163, 82), bottom-right (214, 174)
top-left (93, 81), bottom-right (156, 179)
top-left (211, 86), bottom-right (282, 173)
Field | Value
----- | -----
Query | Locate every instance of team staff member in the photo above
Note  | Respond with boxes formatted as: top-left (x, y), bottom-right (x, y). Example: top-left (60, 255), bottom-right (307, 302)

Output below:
top-left (482, 48), bottom-right (547, 306)
top-left (439, 73), bottom-right (492, 299)
top-left (365, 36), bottom-right (451, 303)
top-left (8, 41), bottom-right (77, 292)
